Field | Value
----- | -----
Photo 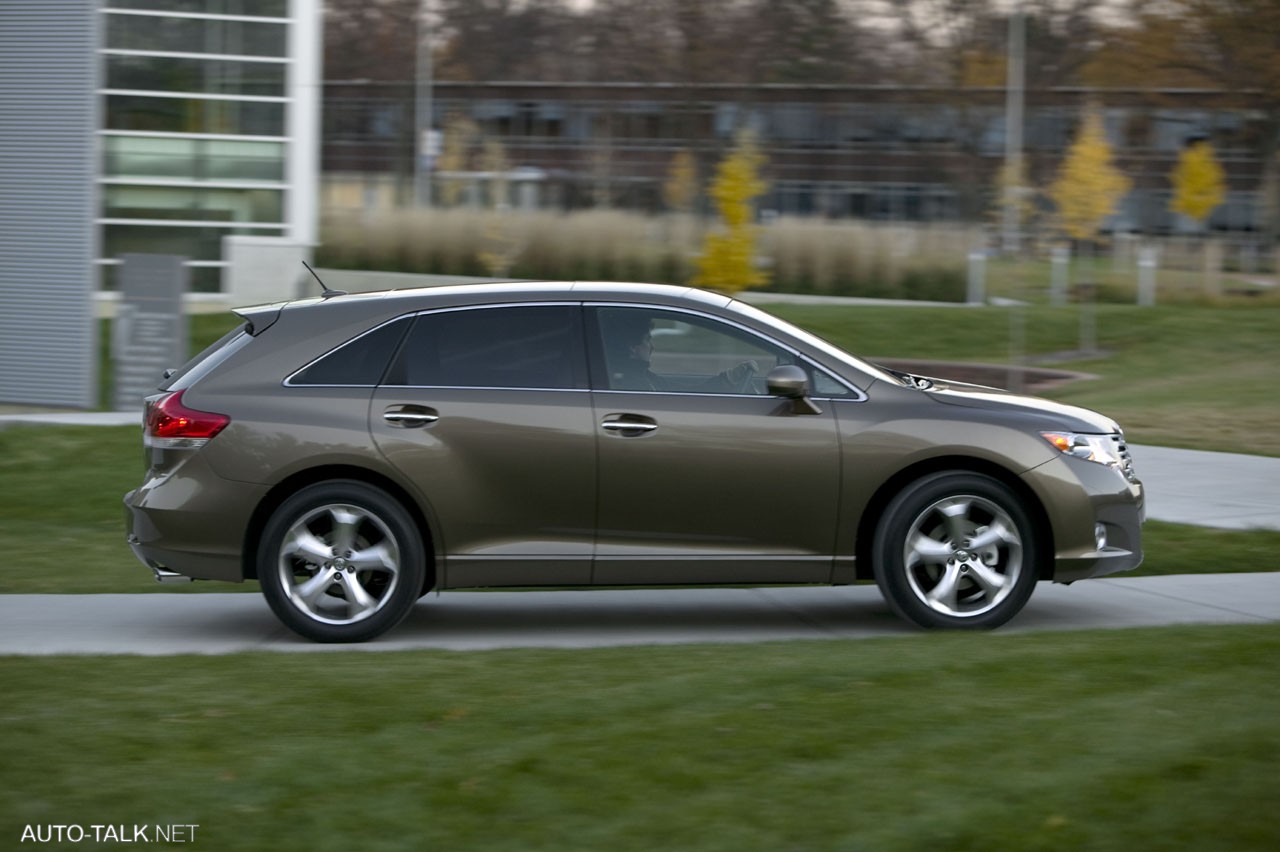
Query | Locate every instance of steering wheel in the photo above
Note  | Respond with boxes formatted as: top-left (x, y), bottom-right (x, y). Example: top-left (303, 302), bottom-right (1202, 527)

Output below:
top-left (732, 359), bottom-right (759, 394)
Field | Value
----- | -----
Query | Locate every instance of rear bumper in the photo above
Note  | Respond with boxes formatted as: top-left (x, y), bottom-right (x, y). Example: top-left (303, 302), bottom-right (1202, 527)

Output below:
top-left (123, 460), bottom-right (267, 583)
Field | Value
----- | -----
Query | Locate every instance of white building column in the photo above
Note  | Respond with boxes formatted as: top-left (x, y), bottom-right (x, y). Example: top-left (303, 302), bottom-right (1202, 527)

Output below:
top-left (287, 0), bottom-right (322, 247)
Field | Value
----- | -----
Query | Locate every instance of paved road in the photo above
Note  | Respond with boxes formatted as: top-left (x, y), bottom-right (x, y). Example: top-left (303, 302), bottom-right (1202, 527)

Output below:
top-left (0, 575), bottom-right (1277, 656)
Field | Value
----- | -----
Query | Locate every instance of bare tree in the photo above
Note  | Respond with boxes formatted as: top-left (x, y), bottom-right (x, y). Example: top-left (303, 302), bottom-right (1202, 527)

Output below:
top-left (325, 0), bottom-right (418, 82)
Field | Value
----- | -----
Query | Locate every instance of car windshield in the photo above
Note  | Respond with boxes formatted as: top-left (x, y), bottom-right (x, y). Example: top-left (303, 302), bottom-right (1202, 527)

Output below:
top-left (725, 300), bottom-right (901, 388)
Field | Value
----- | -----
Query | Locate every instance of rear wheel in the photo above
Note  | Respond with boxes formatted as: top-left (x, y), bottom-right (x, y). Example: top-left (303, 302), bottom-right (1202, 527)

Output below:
top-left (873, 472), bottom-right (1040, 629)
top-left (258, 480), bottom-right (425, 643)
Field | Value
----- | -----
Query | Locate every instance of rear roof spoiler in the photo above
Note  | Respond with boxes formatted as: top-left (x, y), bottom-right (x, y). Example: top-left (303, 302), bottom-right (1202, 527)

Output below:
top-left (233, 303), bottom-right (284, 336)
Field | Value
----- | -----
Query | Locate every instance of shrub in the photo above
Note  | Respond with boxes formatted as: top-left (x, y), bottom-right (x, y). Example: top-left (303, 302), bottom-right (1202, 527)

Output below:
top-left (317, 208), bottom-right (974, 301)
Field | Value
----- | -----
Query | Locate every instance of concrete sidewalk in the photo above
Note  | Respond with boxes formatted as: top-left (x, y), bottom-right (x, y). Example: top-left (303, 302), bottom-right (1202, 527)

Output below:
top-left (0, 575), bottom-right (1276, 656)
top-left (1130, 445), bottom-right (1280, 531)
top-left (2, 407), bottom-right (1276, 531)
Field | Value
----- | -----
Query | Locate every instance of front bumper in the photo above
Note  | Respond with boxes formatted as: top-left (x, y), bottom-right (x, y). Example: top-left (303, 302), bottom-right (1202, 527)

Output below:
top-left (1022, 454), bottom-right (1145, 584)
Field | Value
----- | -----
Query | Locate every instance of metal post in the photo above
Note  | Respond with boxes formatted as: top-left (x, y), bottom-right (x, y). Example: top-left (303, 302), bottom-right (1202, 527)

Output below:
top-left (1001, 7), bottom-right (1026, 255)
top-left (1079, 243), bottom-right (1097, 355)
top-left (1007, 293), bottom-right (1026, 394)
top-left (413, 0), bottom-right (433, 208)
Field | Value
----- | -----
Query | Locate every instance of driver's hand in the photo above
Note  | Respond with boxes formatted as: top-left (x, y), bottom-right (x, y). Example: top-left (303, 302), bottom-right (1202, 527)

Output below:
top-left (725, 359), bottom-right (759, 384)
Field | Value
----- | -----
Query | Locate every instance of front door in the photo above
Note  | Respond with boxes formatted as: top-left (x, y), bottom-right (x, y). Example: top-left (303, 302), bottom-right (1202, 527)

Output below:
top-left (589, 305), bottom-right (842, 584)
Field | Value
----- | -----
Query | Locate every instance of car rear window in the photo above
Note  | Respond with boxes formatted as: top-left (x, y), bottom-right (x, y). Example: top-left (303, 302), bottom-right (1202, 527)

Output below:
top-left (289, 317), bottom-right (411, 386)
top-left (162, 324), bottom-right (251, 391)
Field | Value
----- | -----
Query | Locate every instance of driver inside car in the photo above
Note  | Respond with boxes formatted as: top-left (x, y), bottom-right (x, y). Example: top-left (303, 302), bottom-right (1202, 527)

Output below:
top-left (608, 314), bottom-right (759, 393)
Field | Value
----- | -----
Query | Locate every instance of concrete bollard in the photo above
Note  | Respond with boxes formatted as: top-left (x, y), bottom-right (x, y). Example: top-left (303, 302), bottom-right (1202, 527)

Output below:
top-left (967, 250), bottom-right (986, 305)
top-left (1204, 239), bottom-right (1223, 298)
top-left (1137, 245), bottom-right (1158, 306)
top-left (1050, 245), bottom-right (1070, 306)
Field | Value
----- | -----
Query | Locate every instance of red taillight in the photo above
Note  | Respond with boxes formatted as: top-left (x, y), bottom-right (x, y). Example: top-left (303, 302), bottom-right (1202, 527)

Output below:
top-left (146, 390), bottom-right (229, 444)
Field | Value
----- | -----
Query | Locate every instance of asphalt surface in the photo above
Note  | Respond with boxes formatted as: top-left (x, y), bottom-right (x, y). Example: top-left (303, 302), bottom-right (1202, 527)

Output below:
top-left (1, 411), bottom-right (1277, 655)
top-left (0, 575), bottom-right (1277, 656)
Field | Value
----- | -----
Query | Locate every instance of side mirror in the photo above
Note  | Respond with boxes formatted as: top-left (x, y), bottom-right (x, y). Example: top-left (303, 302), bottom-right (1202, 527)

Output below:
top-left (767, 364), bottom-right (808, 397)
top-left (767, 365), bottom-right (822, 415)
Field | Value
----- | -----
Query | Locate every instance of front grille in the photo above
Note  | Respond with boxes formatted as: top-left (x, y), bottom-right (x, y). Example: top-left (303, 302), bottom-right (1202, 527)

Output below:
top-left (1112, 434), bottom-right (1138, 482)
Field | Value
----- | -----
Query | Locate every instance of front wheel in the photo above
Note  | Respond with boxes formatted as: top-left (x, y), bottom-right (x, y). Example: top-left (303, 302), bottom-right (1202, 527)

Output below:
top-left (873, 472), bottom-right (1040, 629)
top-left (258, 480), bottom-right (426, 643)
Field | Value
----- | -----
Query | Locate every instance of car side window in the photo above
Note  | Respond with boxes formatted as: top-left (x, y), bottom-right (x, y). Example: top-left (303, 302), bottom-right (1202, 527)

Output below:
top-left (289, 317), bottom-right (411, 386)
top-left (386, 305), bottom-right (586, 390)
top-left (595, 307), bottom-right (788, 395)
top-left (811, 367), bottom-right (854, 398)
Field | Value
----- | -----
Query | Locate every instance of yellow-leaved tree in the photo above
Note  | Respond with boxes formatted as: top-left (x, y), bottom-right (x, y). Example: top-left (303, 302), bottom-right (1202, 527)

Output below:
top-left (992, 156), bottom-right (1037, 232)
top-left (436, 114), bottom-right (479, 207)
top-left (478, 137), bottom-right (518, 277)
top-left (1048, 105), bottom-right (1129, 352)
top-left (1049, 105), bottom-right (1131, 241)
top-left (692, 130), bottom-right (768, 293)
top-left (663, 149), bottom-right (699, 214)
top-left (1170, 140), bottom-right (1226, 229)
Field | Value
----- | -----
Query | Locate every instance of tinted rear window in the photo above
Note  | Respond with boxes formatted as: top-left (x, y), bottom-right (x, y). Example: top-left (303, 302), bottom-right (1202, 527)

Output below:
top-left (289, 317), bottom-right (411, 386)
top-left (163, 323), bottom-right (250, 391)
top-left (387, 305), bottom-right (585, 390)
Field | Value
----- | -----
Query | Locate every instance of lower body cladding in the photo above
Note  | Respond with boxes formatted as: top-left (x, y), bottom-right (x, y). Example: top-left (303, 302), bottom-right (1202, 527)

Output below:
top-left (1023, 454), bottom-right (1145, 584)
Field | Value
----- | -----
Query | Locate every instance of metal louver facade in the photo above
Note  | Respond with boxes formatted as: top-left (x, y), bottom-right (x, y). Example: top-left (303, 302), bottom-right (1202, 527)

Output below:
top-left (0, 1), bottom-right (99, 408)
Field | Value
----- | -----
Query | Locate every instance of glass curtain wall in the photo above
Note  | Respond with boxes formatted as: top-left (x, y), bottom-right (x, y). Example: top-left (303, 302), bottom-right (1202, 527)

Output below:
top-left (99, 0), bottom-right (291, 291)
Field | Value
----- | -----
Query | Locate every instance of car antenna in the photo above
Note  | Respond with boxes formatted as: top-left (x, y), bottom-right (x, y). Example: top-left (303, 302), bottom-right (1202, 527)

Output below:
top-left (302, 260), bottom-right (347, 299)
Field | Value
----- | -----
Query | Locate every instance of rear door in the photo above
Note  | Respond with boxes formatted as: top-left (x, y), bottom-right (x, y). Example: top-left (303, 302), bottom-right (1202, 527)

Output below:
top-left (370, 303), bottom-right (597, 587)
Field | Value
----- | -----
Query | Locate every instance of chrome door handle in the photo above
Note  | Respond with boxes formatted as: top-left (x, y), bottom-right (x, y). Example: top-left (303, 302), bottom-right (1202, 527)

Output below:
top-left (383, 406), bottom-right (439, 428)
top-left (384, 412), bottom-right (438, 426)
top-left (601, 419), bottom-right (658, 433)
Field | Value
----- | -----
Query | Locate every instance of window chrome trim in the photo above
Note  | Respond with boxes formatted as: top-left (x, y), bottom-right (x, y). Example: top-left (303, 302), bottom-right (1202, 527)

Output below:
top-left (586, 301), bottom-right (868, 402)
top-left (379, 385), bottom-right (592, 394)
top-left (591, 388), bottom-right (861, 402)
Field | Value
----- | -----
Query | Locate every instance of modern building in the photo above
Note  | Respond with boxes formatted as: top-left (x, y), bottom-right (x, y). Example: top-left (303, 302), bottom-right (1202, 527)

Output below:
top-left (0, 1), bottom-right (100, 408)
top-left (323, 80), bottom-right (1274, 235)
top-left (0, 0), bottom-right (322, 408)
top-left (99, 0), bottom-right (321, 294)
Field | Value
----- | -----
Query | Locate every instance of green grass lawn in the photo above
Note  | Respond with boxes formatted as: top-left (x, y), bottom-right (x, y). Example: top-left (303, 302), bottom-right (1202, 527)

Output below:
top-left (2, 625), bottom-right (1278, 850)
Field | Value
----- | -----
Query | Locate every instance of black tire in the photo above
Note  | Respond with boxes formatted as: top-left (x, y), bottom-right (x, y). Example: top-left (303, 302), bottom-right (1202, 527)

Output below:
top-left (873, 472), bottom-right (1040, 630)
top-left (258, 480), bottom-right (426, 643)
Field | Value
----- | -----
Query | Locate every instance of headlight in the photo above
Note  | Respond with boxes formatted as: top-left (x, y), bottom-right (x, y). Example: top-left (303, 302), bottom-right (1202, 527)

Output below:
top-left (1041, 431), bottom-right (1124, 468)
